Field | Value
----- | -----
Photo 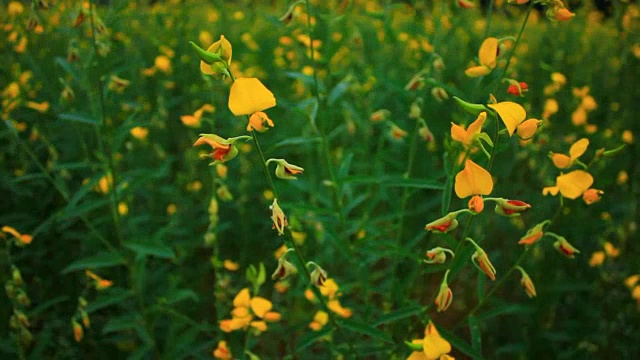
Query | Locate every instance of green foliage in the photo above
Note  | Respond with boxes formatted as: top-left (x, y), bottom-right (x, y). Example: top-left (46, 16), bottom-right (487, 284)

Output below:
top-left (1, 0), bottom-right (639, 359)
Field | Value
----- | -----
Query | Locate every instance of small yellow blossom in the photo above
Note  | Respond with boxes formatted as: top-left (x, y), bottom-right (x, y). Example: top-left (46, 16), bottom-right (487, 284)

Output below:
top-left (130, 126), bottom-right (149, 140)
top-left (223, 260), bottom-right (239, 271)
top-left (117, 202), bottom-right (128, 216)
top-left (550, 138), bottom-right (589, 169)
top-left (406, 321), bottom-right (452, 360)
top-left (465, 37), bottom-right (499, 77)
top-left (213, 340), bottom-right (232, 359)
top-left (455, 159), bottom-right (493, 199)
top-left (488, 101), bottom-right (527, 137)
top-left (543, 170), bottom-right (594, 200)
top-left (1, 225), bottom-right (33, 245)
top-left (589, 251), bottom-right (605, 267)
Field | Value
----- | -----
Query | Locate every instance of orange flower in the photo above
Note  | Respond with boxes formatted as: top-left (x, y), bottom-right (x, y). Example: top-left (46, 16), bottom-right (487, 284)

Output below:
top-left (1, 225), bottom-right (32, 245)
top-left (213, 340), bottom-right (232, 359)
top-left (582, 188), bottom-right (604, 205)
top-left (550, 234), bottom-right (580, 258)
top-left (85, 270), bottom-right (113, 290)
top-left (193, 134), bottom-right (250, 165)
top-left (519, 220), bottom-right (550, 245)
top-left (491, 198), bottom-right (531, 217)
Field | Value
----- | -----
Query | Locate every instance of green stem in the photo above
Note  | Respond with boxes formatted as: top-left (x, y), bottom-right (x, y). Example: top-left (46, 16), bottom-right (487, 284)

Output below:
top-left (88, 0), bottom-right (124, 247)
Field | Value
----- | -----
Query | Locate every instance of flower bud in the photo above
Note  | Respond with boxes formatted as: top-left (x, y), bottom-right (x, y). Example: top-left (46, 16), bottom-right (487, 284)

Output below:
top-left (435, 270), bottom-right (453, 312)
top-left (552, 235), bottom-right (580, 258)
top-left (309, 265), bottom-right (328, 287)
top-left (507, 82), bottom-right (528, 96)
top-left (515, 266), bottom-right (536, 298)
top-left (11, 265), bottom-right (23, 286)
top-left (424, 247), bottom-right (455, 264)
top-left (272, 252), bottom-right (298, 281)
top-left (425, 210), bottom-right (468, 233)
top-left (270, 199), bottom-right (288, 236)
top-left (515, 119), bottom-right (542, 140)
top-left (518, 220), bottom-right (550, 245)
top-left (582, 188), bottom-right (603, 205)
top-left (492, 198), bottom-right (531, 217)
top-left (72, 320), bottom-right (83, 342)
top-left (466, 238), bottom-right (496, 281)
top-left (431, 87), bottom-right (449, 102)
top-left (468, 195), bottom-right (485, 213)
top-left (267, 159), bottom-right (304, 180)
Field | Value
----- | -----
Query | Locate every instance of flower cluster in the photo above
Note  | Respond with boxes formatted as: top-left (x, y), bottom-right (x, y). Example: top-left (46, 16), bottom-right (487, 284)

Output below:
top-left (219, 288), bottom-right (281, 333)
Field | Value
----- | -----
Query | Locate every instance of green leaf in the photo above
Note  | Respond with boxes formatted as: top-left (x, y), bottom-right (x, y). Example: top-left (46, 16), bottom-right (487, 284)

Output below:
top-left (469, 316), bottom-right (482, 357)
top-left (124, 241), bottom-right (176, 260)
top-left (87, 289), bottom-right (134, 312)
top-left (58, 198), bottom-right (111, 221)
top-left (438, 326), bottom-right (485, 360)
top-left (295, 327), bottom-right (333, 353)
top-left (373, 306), bottom-right (423, 326)
top-left (164, 289), bottom-right (199, 305)
top-left (256, 262), bottom-right (266, 287)
top-left (476, 303), bottom-right (533, 322)
top-left (341, 175), bottom-right (443, 190)
top-left (62, 252), bottom-right (126, 274)
top-left (102, 314), bottom-right (142, 334)
top-left (340, 319), bottom-right (393, 343)
top-left (58, 112), bottom-right (98, 126)
top-left (269, 136), bottom-right (322, 151)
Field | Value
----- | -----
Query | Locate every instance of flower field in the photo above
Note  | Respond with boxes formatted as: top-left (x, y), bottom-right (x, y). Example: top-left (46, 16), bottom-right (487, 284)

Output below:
top-left (1, 0), bottom-right (639, 359)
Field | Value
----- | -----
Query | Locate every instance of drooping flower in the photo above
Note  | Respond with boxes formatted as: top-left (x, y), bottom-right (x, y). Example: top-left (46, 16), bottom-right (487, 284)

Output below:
top-left (193, 134), bottom-right (250, 165)
top-left (435, 270), bottom-right (453, 312)
top-left (270, 199), bottom-right (287, 235)
top-left (266, 159), bottom-right (304, 180)
top-left (542, 170), bottom-right (594, 200)
top-left (515, 266), bottom-right (536, 298)
top-left (425, 209), bottom-right (471, 233)
top-left (424, 247), bottom-right (455, 265)
top-left (466, 238), bottom-right (496, 281)
top-left (491, 198), bottom-right (531, 217)
top-left (550, 234), bottom-right (580, 258)
top-left (518, 220), bottom-right (550, 245)
top-left (406, 321), bottom-right (453, 360)
top-left (487, 101), bottom-right (527, 137)
top-left (272, 249), bottom-right (297, 280)
top-left (549, 138), bottom-right (589, 169)
top-left (309, 263), bottom-right (328, 287)
top-left (247, 111), bottom-right (275, 132)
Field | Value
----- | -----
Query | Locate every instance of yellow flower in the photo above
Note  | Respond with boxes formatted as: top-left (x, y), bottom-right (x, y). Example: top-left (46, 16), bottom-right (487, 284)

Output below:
top-left (228, 78), bottom-right (276, 116)
top-left (130, 126), bottom-right (148, 140)
top-left (223, 260), bottom-right (239, 271)
top-left (451, 112), bottom-right (487, 147)
top-left (543, 170), bottom-right (594, 200)
top-left (589, 251), bottom-right (605, 267)
top-left (154, 55), bottom-right (171, 73)
top-left (200, 35), bottom-right (232, 75)
top-left (516, 119), bottom-right (542, 140)
top-left (26, 101), bottom-right (49, 113)
top-left (8, 2), bottom-right (24, 16)
top-left (435, 271), bottom-right (453, 312)
top-left (180, 104), bottom-right (214, 128)
top-left (465, 37), bottom-right (499, 77)
top-left (1, 225), bottom-right (32, 245)
top-left (406, 321), bottom-right (453, 360)
top-left (454, 159), bottom-right (493, 199)
top-left (487, 101), bottom-right (526, 137)
top-left (247, 111), bottom-right (275, 132)
top-left (550, 138), bottom-right (589, 169)
top-left (309, 311), bottom-right (329, 331)
top-left (219, 288), bottom-right (280, 333)
top-left (117, 202), bottom-right (128, 216)
top-left (73, 320), bottom-right (83, 342)
top-left (85, 270), bottom-right (113, 290)
top-left (212, 340), bottom-right (232, 359)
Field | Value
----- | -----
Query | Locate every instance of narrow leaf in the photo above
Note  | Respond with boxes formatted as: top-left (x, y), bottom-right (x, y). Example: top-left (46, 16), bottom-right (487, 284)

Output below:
top-left (373, 306), bottom-right (422, 326)
top-left (62, 252), bottom-right (126, 274)
top-left (124, 242), bottom-right (176, 260)
top-left (295, 327), bottom-right (333, 353)
top-left (340, 319), bottom-right (393, 343)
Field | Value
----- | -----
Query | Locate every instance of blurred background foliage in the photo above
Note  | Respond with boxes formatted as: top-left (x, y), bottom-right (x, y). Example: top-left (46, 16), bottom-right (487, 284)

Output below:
top-left (1, 0), bottom-right (639, 359)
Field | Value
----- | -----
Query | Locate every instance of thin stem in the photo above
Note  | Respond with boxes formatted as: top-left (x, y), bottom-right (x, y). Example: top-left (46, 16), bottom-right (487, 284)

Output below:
top-left (88, 0), bottom-right (124, 247)
top-left (494, 0), bottom-right (535, 89)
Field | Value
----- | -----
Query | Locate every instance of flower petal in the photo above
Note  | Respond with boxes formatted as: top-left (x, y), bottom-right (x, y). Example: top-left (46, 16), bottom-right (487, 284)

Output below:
top-left (488, 102), bottom-right (526, 136)
top-left (569, 138), bottom-right (589, 160)
top-left (464, 65), bottom-right (491, 77)
top-left (478, 37), bottom-right (499, 68)
top-left (250, 296), bottom-right (273, 318)
top-left (233, 288), bottom-right (251, 308)
top-left (455, 159), bottom-right (494, 198)
top-left (556, 170), bottom-right (594, 199)
top-left (422, 333), bottom-right (452, 359)
top-left (228, 78), bottom-right (276, 116)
